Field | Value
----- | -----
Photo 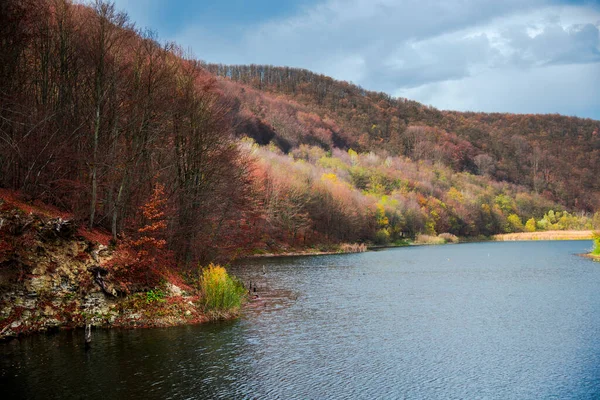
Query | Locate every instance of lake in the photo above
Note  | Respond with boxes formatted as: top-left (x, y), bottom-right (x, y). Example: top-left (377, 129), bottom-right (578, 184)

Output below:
top-left (1, 241), bottom-right (600, 399)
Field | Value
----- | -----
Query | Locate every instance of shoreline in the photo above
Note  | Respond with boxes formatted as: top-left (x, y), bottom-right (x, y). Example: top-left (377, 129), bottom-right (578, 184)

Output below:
top-left (0, 200), bottom-right (247, 342)
top-left (580, 253), bottom-right (600, 261)
top-left (492, 230), bottom-right (594, 242)
top-left (242, 231), bottom-right (597, 260)
top-left (4, 235), bottom-right (597, 341)
top-left (244, 243), bottom-right (369, 259)
top-left (245, 250), bottom-right (351, 258)
top-left (0, 286), bottom-right (240, 341)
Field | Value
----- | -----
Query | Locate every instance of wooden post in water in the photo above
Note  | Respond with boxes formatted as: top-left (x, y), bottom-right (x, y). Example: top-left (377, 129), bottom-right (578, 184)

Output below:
top-left (85, 323), bottom-right (92, 347)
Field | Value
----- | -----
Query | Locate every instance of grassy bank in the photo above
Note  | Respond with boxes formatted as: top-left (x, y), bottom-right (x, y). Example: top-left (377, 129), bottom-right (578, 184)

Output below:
top-left (588, 233), bottom-right (600, 261)
top-left (493, 230), bottom-right (595, 241)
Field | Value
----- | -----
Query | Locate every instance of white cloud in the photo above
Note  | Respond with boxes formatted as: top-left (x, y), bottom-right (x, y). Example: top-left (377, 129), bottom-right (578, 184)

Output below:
top-left (396, 63), bottom-right (600, 116)
top-left (114, 0), bottom-right (600, 119)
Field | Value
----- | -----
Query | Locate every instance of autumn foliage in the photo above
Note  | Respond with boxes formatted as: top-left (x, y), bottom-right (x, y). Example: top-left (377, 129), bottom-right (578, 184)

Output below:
top-left (208, 64), bottom-right (600, 212)
top-left (0, 0), bottom-right (254, 269)
top-left (133, 183), bottom-right (168, 260)
top-left (0, 0), bottom-right (598, 273)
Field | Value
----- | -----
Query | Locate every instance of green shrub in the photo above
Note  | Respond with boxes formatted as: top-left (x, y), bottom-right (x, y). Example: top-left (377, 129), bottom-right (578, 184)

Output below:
top-left (198, 264), bottom-right (246, 315)
top-left (145, 289), bottom-right (166, 304)
top-left (592, 232), bottom-right (600, 256)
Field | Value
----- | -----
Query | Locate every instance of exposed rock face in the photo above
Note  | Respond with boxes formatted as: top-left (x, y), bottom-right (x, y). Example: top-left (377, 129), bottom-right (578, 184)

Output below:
top-left (167, 282), bottom-right (183, 297)
top-left (0, 209), bottom-right (117, 338)
top-left (0, 202), bottom-right (212, 340)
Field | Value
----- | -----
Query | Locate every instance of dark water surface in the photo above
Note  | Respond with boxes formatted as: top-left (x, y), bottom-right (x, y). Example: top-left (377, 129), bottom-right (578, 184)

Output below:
top-left (2, 241), bottom-right (600, 399)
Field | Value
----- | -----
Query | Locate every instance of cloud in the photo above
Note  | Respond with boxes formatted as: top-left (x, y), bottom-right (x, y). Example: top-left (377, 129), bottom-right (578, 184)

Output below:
top-left (364, 32), bottom-right (499, 90)
top-left (506, 22), bottom-right (600, 66)
top-left (115, 0), bottom-right (600, 119)
top-left (396, 62), bottom-right (600, 116)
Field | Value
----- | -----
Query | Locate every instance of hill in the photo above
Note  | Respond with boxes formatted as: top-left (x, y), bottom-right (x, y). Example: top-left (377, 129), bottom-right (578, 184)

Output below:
top-left (1, 0), bottom-right (599, 269)
top-left (205, 64), bottom-right (600, 211)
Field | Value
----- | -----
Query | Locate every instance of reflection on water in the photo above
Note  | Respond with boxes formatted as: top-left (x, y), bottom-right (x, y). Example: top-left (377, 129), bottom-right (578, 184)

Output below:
top-left (2, 241), bottom-right (600, 399)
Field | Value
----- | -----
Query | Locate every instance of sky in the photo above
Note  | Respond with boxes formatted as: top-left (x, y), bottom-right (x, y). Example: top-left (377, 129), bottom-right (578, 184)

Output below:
top-left (111, 0), bottom-right (600, 119)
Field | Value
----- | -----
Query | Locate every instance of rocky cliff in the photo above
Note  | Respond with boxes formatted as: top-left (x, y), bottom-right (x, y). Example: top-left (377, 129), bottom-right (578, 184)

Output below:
top-left (0, 195), bottom-right (209, 340)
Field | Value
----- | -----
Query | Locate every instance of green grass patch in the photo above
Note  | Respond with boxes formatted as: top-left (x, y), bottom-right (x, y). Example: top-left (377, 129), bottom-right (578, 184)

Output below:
top-left (145, 289), bottom-right (166, 304)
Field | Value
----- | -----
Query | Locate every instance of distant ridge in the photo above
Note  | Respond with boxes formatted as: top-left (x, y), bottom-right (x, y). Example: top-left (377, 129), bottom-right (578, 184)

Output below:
top-left (205, 63), bottom-right (600, 211)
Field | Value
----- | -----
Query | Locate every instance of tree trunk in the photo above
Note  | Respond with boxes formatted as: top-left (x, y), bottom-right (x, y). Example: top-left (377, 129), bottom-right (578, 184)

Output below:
top-left (90, 105), bottom-right (100, 228)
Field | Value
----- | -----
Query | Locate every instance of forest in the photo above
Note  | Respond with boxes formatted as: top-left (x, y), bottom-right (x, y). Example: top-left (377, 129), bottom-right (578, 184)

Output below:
top-left (1, 0), bottom-right (599, 279)
top-left (205, 64), bottom-right (600, 211)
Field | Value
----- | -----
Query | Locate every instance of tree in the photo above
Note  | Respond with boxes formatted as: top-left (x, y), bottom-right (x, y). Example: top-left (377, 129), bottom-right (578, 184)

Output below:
top-left (525, 218), bottom-right (537, 232)
top-left (474, 154), bottom-right (496, 176)
top-left (507, 214), bottom-right (524, 232)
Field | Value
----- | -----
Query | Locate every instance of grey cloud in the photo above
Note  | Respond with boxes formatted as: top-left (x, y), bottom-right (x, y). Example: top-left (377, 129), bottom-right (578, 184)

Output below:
top-left (233, 0), bottom-right (600, 89)
top-left (363, 33), bottom-right (498, 90)
top-left (239, 0), bottom-right (544, 66)
top-left (507, 22), bottom-right (600, 66)
top-left (398, 62), bottom-right (600, 117)
top-left (169, 0), bottom-right (600, 118)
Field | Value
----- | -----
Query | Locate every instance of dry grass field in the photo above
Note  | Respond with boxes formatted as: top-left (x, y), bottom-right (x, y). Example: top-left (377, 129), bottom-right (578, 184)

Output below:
top-left (493, 230), bottom-right (594, 241)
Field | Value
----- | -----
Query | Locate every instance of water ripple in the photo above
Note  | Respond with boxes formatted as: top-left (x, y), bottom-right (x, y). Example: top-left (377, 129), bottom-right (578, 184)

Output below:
top-left (2, 241), bottom-right (600, 399)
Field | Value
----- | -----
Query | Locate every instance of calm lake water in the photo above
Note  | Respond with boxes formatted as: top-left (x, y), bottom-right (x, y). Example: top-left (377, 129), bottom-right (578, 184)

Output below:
top-left (2, 241), bottom-right (600, 399)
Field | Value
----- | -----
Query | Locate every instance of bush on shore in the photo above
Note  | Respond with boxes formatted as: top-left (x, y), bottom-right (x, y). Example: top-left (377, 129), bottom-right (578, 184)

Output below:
top-left (438, 233), bottom-right (460, 244)
top-left (198, 264), bottom-right (246, 316)
top-left (592, 232), bottom-right (600, 256)
top-left (416, 233), bottom-right (459, 245)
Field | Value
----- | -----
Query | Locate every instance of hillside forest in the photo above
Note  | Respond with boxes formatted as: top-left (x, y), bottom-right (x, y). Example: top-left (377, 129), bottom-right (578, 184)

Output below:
top-left (1, 0), bottom-right (599, 281)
